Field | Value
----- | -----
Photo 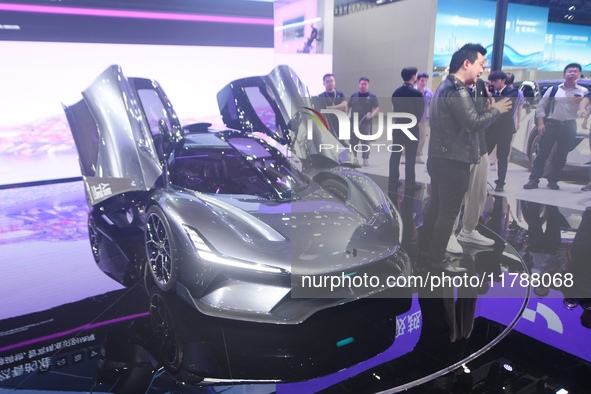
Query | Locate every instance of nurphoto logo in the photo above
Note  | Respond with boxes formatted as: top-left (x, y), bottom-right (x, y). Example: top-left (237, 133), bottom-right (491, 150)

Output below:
top-left (302, 107), bottom-right (418, 153)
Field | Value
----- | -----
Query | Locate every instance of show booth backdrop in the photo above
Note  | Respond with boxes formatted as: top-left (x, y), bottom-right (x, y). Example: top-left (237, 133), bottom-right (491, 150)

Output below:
top-left (333, 0), bottom-right (589, 98)
top-left (433, 0), bottom-right (549, 70)
top-left (543, 22), bottom-right (591, 72)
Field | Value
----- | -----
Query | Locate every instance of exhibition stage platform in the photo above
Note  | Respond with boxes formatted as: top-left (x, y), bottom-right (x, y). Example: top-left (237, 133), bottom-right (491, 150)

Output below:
top-left (0, 162), bottom-right (589, 392)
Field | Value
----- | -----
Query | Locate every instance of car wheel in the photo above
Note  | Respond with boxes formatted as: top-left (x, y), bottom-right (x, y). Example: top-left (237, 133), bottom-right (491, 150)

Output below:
top-left (319, 178), bottom-right (349, 201)
top-left (88, 215), bottom-right (101, 264)
top-left (145, 206), bottom-right (178, 293)
top-left (150, 292), bottom-right (183, 373)
top-left (529, 133), bottom-right (555, 178)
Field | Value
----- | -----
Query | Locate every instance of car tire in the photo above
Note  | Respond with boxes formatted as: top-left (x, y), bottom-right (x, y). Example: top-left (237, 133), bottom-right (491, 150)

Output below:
top-left (319, 178), bottom-right (349, 201)
top-left (88, 214), bottom-right (101, 264)
top-left (145, 206), bottom-right (178, 293)
top-left (150, 291), bottom-right (183, 373)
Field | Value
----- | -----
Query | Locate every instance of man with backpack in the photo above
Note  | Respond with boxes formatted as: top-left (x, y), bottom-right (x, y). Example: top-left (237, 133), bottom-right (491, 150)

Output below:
top-left (524, 63), bottom-right (588, 190)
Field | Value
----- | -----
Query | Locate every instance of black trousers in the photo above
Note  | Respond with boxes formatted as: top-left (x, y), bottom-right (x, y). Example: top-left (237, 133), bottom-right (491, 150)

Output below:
top-left (486, 131), bottom-right (513, 187)
top-left (530, 119), bottom-right (576, 182)
top-left (349, 119), bottom-right (372, 159)
top-left (420, 157), bottom-right (471, 263)
top-left (521, 201), bottom-right (562, 253)
top-left (388, 128), bottom-right (419, 192)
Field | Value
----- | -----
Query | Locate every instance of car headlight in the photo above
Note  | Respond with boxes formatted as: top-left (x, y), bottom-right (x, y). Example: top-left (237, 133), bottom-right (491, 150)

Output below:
top-left (182, 225), bottom-right (287, 274)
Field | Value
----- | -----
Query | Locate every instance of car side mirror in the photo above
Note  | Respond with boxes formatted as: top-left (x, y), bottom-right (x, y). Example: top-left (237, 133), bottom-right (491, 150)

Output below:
top-left (158, 118), bottom-right (174, 161)
top-left (158, 118), bottom-right (171, 140)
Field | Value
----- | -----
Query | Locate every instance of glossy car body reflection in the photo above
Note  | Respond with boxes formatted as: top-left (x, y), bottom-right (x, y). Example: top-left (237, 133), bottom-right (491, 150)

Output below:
top-left (97, 288), bottom-right (409, 388)
top-left (63, 65), bottom-right (411, 324)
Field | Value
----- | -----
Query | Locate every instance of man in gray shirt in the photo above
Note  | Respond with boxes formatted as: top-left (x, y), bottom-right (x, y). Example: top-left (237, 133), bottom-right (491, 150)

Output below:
top-left (524, 63), bottom-right (588, 190)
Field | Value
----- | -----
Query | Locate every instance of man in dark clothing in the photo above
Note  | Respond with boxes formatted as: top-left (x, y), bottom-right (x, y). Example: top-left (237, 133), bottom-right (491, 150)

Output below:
top-left (419, 43), bottom-right (511, 273)
top-left (316, 73), bottom-right (347, 140)
top-left (389, 67), bottom-right (424, 193)
top-left (348, 77), bottom-right (379, 166)
top-left (485, 70), bottom-right (520, 192)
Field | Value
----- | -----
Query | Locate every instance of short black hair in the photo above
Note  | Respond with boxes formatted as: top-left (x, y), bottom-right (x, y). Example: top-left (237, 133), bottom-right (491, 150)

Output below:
top-left (323, 73), bottom-right (334, 82)
top-left (417, 72), bottom-right (429, 80)
top-left (359, 77), bottom-right (370, 83)
top-left (488, 70), bottom-right (507, 81)
top-left (505, 72), bottom-right (515, 85)
top-left (564, 63), bottom-right (582, 74)
top-left (449, 43), bottom-right (487, 74)
top-left (401, 67), bottom-right (418, 82)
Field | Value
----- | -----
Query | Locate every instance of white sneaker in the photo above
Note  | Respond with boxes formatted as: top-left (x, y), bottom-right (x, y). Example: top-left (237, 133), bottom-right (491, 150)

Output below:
top-left (457, 229), bottom-right (494, 246)
top-left (446, 235), bottom-right (463, 254)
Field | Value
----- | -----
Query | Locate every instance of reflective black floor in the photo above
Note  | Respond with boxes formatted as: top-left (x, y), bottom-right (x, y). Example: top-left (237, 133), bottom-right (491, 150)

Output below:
top-left (0, 178), bottom-right (589, 393)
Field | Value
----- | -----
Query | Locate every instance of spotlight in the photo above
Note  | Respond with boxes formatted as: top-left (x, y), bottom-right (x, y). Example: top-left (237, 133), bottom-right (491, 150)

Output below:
top-left (503, 363), bottom-right (513, 372)
top-left (556, 389), bottom-right (569, 394)
top-left (568, 6), bottom-right (575, 12)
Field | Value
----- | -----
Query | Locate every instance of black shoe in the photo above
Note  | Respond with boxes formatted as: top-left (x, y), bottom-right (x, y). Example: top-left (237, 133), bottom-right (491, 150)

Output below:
top-left (523, 179), bottom-right (539, 189)
top-left (494, 185), bottom-right (504, 192)
top-left (429, 258), bottom-right (467, 274)
top-left (563, 298), bottom-right (579, 310)
top-left (547, 181), bottom-right (559, 190)
top-left (582, 182), bottom-right (591, 191)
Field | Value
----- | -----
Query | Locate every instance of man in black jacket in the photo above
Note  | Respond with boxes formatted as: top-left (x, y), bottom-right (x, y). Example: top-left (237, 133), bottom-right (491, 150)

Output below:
top-left (486, 70), bottom-right (520, 192)
top-left (389, 67), bottom-right (424, 193)
top-left (419, 43), bottom-right (512, 273)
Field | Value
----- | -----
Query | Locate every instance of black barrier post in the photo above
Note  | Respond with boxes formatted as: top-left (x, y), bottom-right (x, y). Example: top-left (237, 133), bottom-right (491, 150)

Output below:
top-left (491, 0), bottom-right (509, 72)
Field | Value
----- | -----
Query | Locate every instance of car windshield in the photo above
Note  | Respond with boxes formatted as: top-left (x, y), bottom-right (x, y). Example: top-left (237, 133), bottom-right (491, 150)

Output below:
top-left (171, 134), bottom-right (307, 198)
top-left (227, 137), bottom-right (308, 195)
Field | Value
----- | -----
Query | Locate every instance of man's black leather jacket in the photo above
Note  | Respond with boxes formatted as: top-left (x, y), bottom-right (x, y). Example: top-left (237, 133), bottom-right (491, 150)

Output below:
top-left (428, 75), bottom-right (501, 164)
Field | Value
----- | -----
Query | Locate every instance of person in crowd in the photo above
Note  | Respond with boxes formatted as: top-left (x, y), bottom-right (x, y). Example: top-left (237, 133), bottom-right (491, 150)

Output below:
top-left (348, 77), bottom-right (379, 166)
top-left (485, 70), bottom-right (519, 192)
top-left (506, 72), bottom-right (524, 132)
top-left (317, 73), bottom-right (347, 112)
top-left (419, 43), bottom-right (511, 273)
top-left (446, 77), bottom-right (495, 255)
top-left (316, 73), bottom-right (348, 140)
top-left (389, 67), bottom-right (424, 192)
top-left (488, 72), bottom-right (524, 171)
top-left (578, 93), bottom-right (591, 191)
top-left (524, 63), bottom-right (588, 190)
top-left (415, 72), bottom-right (433, 164)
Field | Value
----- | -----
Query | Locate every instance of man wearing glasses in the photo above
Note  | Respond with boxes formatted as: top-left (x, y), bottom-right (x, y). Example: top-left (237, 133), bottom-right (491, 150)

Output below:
top-left (524, 63), bottom-right (588, 190)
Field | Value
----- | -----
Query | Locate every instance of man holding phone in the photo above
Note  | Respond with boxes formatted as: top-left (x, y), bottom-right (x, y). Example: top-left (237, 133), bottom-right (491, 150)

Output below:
top-left (524, 63), bottom-right (588, 190)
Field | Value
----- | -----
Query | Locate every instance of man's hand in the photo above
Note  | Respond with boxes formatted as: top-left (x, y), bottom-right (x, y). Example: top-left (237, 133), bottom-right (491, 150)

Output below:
top-left (491, 97), bottom-right (512, 114)
top-left (537, 119), bottom-right (546, 135)
top-left (364, 111), bottom-right (373, 120)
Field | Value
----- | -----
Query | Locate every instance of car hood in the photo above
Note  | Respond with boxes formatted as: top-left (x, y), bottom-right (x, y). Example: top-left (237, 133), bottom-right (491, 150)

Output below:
top-left (217, 65), bottom-right (353, 167)
top-left (162, 185), bottom-right (399, 275)
top-left (64, 65), bottom-right (177, 206)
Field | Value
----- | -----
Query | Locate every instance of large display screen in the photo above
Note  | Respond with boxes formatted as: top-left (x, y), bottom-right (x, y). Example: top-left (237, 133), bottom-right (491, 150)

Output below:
top-left (0, 0), bottom-right (275, 186)
top-left (434, 0), bottom-right (548, 68)
top-left (542, 22), bottom-right (591, 72)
